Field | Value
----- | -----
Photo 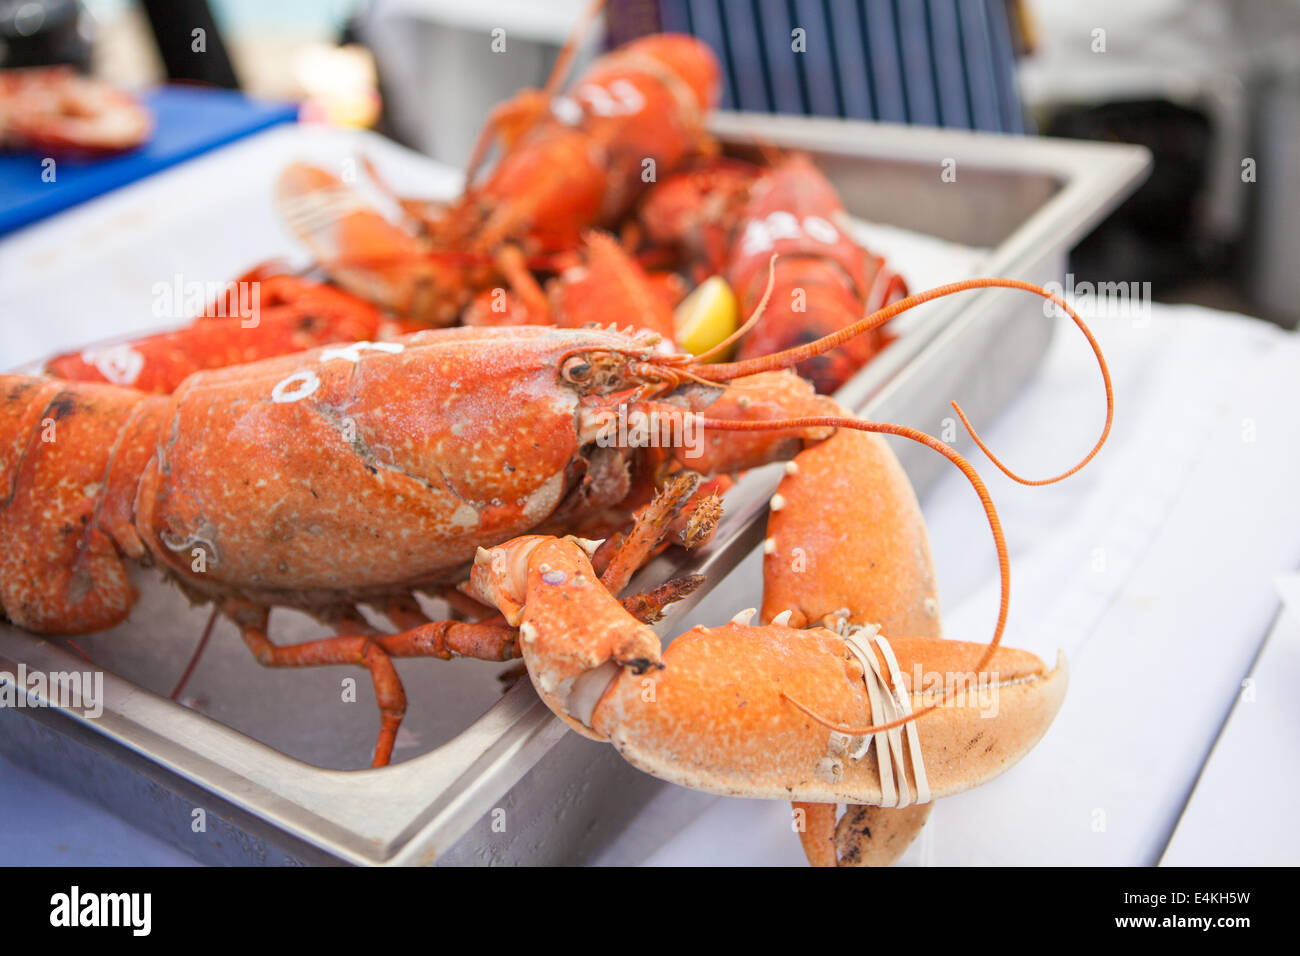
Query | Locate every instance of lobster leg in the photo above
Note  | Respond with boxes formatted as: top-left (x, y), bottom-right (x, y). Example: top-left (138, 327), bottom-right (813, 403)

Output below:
top-left (373, 620), bottom-right (519, 663)
top-left (224, 598), bottom-right (519, 767)
top-left (598, 472), bottom-right (704, 594)
top-left (619, 574), bottom-right (704, 624)
top-left (228, 602), bottom-right (407, 767)
top-left (375, 594), bottom-right (432, 631)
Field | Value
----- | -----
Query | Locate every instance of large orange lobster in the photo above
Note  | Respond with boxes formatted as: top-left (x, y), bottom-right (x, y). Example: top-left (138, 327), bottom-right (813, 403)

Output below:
top-left (1, 277), bottom-right (1112, 865)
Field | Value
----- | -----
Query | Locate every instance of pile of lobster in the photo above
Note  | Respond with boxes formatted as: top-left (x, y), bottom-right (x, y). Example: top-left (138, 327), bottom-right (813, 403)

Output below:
top-left (2, 16), bottom-right (1114, 867)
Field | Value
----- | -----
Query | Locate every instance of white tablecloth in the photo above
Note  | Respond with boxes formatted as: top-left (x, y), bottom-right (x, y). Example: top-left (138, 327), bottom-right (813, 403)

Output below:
top-left (2, 125), bottom-right (1297, 866)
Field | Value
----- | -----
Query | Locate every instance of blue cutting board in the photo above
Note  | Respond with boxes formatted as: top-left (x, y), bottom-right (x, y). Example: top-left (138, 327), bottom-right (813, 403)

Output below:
top-left (0, 86), bottom-right (298, 237)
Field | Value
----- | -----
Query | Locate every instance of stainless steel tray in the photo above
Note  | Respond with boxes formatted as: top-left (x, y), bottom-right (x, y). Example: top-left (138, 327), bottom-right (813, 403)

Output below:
top-left (0, 115), bottom-right (1150, 865)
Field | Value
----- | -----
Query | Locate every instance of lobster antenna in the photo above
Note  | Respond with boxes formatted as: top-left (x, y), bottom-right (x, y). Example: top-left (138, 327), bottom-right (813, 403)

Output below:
top-left (464, 0), bottom-right (606, 187)
top-left (544, 0), bottom-right (608, 98)
top-left (693, 277), bottom-right (1114, 486)
top-left (695, 414), bottom-right (1009, 736)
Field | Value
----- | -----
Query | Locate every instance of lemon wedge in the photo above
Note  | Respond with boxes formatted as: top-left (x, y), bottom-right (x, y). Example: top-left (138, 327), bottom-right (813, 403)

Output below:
top-left (674, 276), bottom-right (739, 361)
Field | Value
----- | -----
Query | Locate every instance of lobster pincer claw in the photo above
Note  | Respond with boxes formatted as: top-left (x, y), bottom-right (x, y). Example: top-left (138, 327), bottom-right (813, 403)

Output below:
top-left (466, 535), bottom-right (663, 740)
top-left (589, 624), bottom-right (1067, 805)
top-left (467, 535), bottom-right (1067, 804)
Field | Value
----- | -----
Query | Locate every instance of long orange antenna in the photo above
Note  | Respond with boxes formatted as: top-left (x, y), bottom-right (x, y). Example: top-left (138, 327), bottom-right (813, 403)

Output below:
top-left (693, 277), bottom-right (1114, 486)
top-left (696, 414), bottom-right (1009, 736)
top-left (544, 0), bottom-right (607, 98)
top-left (463, 0), bottom-right (606, 187)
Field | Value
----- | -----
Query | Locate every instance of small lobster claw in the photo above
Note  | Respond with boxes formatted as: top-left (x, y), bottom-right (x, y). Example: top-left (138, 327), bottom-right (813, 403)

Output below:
top-left (465, 534), bottom-right (663, 740)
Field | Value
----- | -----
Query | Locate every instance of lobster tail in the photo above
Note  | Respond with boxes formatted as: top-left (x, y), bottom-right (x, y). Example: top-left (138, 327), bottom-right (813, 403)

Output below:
top-left (0, 376), bottom-right (163, 633)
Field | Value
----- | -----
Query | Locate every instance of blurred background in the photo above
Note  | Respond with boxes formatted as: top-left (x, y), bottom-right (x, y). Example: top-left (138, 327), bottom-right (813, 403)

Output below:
top-left (4, 0), bottom-right (1298, 328)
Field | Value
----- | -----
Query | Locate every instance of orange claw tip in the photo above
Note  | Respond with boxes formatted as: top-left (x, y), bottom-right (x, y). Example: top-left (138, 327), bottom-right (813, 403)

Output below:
top-left (590, 625), bottom-right (1067, 805)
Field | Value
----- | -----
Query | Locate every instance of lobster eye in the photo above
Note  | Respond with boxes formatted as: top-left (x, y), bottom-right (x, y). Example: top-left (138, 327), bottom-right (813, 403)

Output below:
top-left (562, 356), bottom-right (592, 383)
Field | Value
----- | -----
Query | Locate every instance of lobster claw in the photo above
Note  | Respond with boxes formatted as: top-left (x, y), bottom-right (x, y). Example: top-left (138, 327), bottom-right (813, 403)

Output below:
top-left (467, 535), bottom-right (1067, 811)
top-left (466, 535), bottom-right (662, 741)
top-left (592, 624), bottom-right (1068, 806)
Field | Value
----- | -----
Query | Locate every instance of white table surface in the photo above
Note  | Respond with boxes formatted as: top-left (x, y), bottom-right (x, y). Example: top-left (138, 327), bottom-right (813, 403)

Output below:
top-left (2, 124), bottom-right (1297, 866)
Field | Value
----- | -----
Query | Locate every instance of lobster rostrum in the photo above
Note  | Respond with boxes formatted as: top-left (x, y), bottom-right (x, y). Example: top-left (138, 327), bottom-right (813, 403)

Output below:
top-left (275, 22), bottom-right (720, 327)
top-left (1, 277), bottom-right (1112, 865)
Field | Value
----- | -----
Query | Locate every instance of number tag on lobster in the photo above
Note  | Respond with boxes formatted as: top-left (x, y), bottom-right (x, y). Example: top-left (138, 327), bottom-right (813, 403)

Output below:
top-left (270, 341), bottom-right (405, 404)
top-left (739, 212), bottom-right (843, 257)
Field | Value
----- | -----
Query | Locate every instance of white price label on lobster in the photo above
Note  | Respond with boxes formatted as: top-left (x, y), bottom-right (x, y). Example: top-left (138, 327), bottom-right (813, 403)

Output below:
top-left (553, 79), bottom-right (647, 125)
top-left (270, 341), bottom-right (405, 404)
top-left (739, 211), bottom-right (843, 258)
